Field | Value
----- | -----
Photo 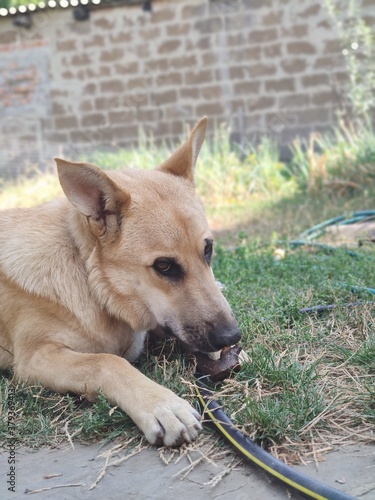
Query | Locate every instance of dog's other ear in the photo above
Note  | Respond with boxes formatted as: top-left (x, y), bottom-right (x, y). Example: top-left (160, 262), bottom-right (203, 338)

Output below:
top-left (158, 116), bottom-right (207, 182)
top-left (55, 158), bottom-right (130, 234)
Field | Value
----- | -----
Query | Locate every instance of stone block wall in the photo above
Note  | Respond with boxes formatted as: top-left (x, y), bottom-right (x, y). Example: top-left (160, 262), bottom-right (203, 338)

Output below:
top-left (0, 0), bottom-right (374, 173)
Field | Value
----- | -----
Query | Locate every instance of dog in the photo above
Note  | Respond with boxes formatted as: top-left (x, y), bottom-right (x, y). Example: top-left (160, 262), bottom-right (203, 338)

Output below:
top-left (0, 117), bottom-right (240, 447)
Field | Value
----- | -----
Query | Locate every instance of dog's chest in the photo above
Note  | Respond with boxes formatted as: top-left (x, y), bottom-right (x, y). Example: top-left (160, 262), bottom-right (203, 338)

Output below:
top-left (103, 321), bottom-right (146, 362)
top-left (68, 315), bottom-right (147, 363)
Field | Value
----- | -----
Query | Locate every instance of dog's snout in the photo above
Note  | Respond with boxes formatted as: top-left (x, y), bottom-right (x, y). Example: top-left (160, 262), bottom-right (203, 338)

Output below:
top-left (209, 322), bottom-right (242, 350)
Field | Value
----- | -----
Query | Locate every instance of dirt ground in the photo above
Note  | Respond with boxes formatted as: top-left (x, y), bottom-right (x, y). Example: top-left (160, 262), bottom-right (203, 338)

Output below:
top-left (1, 440), bottom-right (374, 500)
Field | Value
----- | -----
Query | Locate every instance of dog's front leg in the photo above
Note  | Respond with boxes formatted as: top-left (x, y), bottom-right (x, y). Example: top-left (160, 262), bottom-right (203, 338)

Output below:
top-left (14, 343), bottom-right (202, 446)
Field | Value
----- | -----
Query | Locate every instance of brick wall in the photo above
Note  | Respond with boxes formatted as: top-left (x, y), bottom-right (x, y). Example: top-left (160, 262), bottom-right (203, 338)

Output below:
top-left (0, 0), bottom-right (374, 173)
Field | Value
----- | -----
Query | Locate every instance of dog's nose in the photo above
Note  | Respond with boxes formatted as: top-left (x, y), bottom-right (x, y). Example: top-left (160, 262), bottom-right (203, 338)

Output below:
top-left (209, 323), bottom-right (242, 350)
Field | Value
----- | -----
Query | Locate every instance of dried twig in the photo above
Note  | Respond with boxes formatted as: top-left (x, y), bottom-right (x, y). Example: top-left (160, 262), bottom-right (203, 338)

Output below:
top-left (204, 457), bottom-right (240, 487)
top-left (63, 421), bottom-right (75, 450)
top-left (25, 483), bottom-right (84, 495)
top-left (89, 440), bottom-right (147, 490)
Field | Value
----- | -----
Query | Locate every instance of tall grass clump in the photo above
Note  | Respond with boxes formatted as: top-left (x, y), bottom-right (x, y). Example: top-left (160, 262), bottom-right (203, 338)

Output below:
top-left (291, 118), bottom-right (375, 193)
top-left (290, 0), bottom-right (375, 194)
top-left (83, 124), bottom-right (294, 209)
top-left (196, 125), bottom-right (294, 206)
top-left (84, 128), bottom-right (171, 172)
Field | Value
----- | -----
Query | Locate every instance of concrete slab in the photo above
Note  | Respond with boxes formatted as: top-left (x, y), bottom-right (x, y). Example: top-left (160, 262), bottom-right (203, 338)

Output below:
top-left (1, 442), bottom-right (374, 500)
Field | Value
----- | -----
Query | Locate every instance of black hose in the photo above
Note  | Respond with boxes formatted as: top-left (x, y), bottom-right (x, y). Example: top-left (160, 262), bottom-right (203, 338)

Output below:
top-left (300, 301), bottom-right (375, 314)
top-left (195, 378), bottom-right (356, 500)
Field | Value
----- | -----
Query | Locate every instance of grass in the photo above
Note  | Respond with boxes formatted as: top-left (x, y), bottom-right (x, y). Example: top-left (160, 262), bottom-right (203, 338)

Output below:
top-left (210, 242), bottom-right (375, 460)
top-left (0, 172), bottom-right (62, 210)
top-left (291, 118), bottom-right (375, 193)
top-left (0, 122), bottom-right (374, 463)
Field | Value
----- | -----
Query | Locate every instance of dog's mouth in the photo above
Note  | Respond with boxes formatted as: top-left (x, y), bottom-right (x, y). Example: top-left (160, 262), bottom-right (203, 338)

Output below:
top-left (193, 345), bottom-right (250, 381)
top-left (147, 324), bottom-right (248, 381)
top-left (148, 322), bottom-right (240, 355)
top-left (149, 324), bottom-right (216, 354)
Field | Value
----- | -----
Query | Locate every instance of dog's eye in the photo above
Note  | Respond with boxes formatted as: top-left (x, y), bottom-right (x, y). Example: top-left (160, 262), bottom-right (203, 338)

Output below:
top-left (154, 259), bottom-right (171, 273)
top-left (153, 258), bottom-right (184, 281)
top-left (204, 241), bottom-right (213, 263)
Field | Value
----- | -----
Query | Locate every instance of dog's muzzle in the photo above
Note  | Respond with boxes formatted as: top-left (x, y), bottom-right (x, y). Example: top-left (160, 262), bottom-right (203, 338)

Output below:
top-left (149, 319), bottom-right (241, 354)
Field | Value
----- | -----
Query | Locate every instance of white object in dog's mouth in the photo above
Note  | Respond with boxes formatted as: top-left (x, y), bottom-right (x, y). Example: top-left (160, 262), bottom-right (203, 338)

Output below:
top-left (207, 350), bottom-right (221, 360)
top-left (207, 347), bottom-right (250, 364)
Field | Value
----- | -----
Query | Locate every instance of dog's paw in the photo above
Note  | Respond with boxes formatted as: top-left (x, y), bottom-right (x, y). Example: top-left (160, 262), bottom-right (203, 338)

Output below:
top-left (137, 389), bottom-right (202, 447)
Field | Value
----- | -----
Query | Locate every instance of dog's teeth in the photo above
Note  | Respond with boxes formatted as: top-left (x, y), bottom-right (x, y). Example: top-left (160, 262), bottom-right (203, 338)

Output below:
top-left (207, 350), bottom-right (221, 361)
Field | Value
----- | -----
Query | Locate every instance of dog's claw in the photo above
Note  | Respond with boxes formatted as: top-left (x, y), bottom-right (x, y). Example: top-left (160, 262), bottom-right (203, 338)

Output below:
top-left (138, 392), bottom-right (202, 447)
top-left (193, 409), bottom-right (201, 421)
top-left (194, 420), bottom-right (203, 431)
top-left (181, 429), bottom-right (191, 444)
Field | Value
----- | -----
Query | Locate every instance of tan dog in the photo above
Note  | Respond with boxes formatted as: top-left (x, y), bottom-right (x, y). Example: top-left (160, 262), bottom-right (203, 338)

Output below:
top-left (0, 117), bottom-right (240, 446)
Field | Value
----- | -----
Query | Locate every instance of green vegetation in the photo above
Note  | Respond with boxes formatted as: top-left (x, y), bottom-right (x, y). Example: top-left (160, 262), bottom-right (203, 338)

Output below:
top-left (2, 0), bottom-right (29, 8)
top-left (326, 0), bottom-right (375, 119)
top-left (291, 118), bottom-right (375, 193)
top-left (1, 118), bottom-right (374, 461)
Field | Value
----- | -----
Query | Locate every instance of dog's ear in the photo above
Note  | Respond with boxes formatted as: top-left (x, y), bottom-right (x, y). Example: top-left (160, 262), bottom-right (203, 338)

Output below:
top-left (55, 158), bottom-right (130, 235)
top-left (158, 116), bottom-right (207, 182)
